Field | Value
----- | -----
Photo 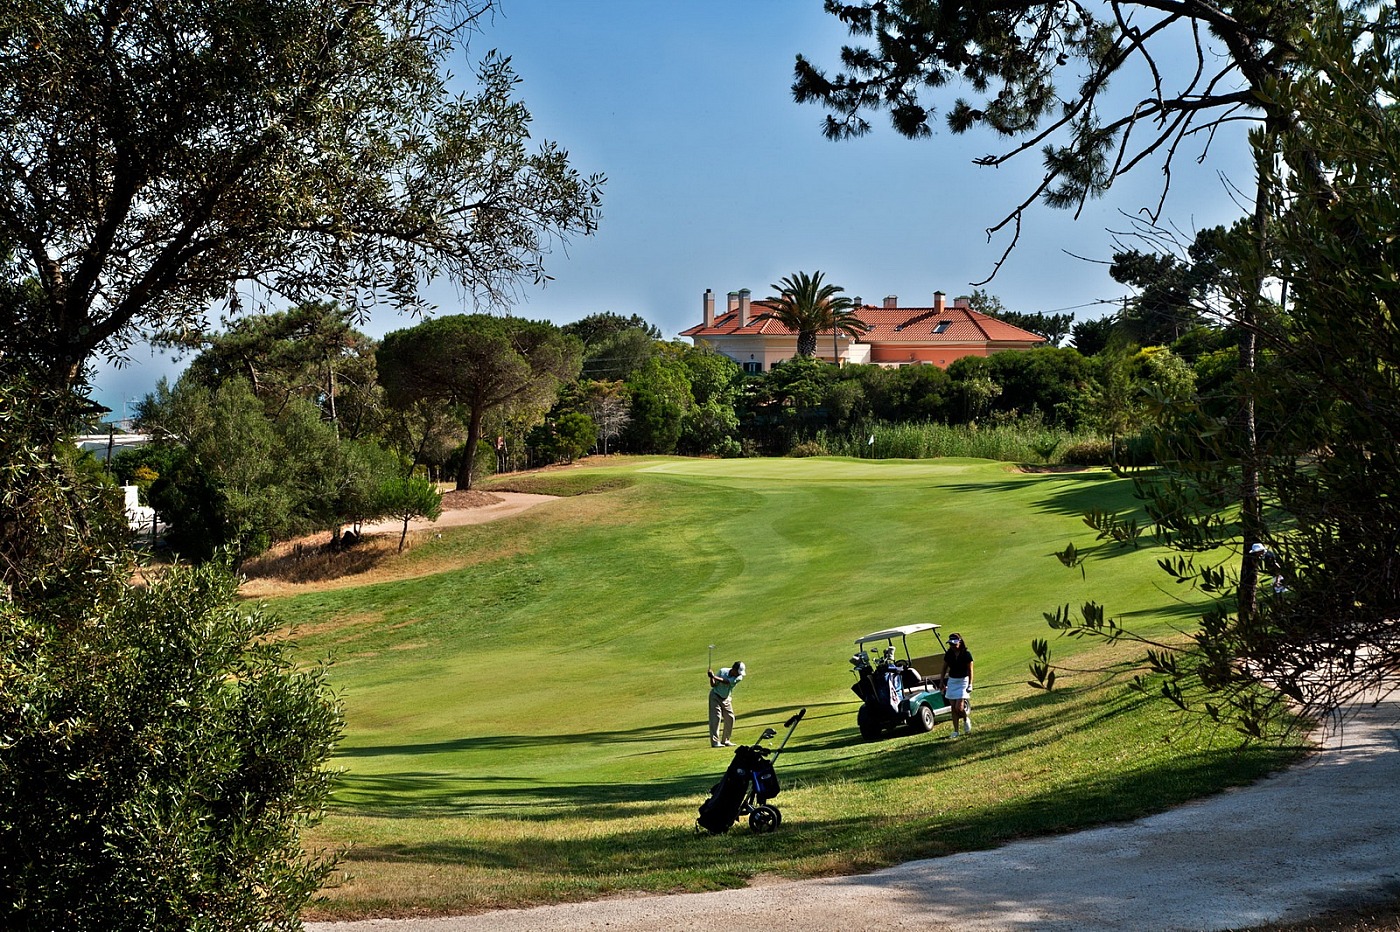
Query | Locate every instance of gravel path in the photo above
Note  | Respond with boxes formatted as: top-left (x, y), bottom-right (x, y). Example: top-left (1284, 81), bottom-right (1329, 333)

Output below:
top-left (308, 692), bottom-right (1400, 932)
top-left (356, 491), bottom-right (558, 535)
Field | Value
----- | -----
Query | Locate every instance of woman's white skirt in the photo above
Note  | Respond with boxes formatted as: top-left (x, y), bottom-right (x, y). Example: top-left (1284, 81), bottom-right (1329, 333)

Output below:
top-left (945, 677), bottom-right (970, 701)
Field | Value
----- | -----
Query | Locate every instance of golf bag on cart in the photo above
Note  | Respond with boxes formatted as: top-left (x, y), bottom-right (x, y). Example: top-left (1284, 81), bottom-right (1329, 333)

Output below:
top-left (850, 650), bottom-right (927, 721)
top-left (696, 709), bottom-right (806, 835)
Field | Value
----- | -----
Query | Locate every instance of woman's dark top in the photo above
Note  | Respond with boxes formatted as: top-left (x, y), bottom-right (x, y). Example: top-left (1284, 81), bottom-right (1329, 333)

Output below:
top-left (944, 648), bottom-right (973, 679)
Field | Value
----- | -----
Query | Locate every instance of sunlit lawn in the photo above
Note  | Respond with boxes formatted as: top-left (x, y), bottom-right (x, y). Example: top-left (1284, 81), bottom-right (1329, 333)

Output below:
top-left (265, 457), bottom-right (1299, 920)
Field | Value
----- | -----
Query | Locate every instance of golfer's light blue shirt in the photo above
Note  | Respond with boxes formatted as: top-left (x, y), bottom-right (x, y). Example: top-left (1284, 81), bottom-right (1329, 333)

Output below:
top-left (711, 672), bottom-right (740, 699)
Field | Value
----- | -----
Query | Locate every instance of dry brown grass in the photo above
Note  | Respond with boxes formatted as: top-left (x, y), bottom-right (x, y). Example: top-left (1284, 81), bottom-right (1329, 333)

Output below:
top-left (240, 534), bottom-right (399, 588)
top-left (239, 531), bottom-right (495, 599)
top-left (238, 489), bottom-right (509, 599)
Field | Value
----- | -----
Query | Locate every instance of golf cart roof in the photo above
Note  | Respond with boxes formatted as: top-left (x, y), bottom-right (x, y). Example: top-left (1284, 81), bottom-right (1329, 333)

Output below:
top-left (855, 623), bottom-right (941, 647)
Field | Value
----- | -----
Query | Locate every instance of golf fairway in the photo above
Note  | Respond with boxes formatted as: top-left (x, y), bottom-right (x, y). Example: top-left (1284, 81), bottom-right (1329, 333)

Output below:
top-left (267, 457), bottom-right (1294, 918)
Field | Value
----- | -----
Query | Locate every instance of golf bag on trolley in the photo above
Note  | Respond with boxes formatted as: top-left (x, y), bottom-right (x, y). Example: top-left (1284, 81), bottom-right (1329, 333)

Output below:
top-left (696, 709), bottom-right (805, 835)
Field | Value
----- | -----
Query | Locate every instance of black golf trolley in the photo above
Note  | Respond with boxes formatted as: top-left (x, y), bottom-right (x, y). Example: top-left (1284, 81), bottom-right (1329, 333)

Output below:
top-left (696, 708), bottom-right (806, 835)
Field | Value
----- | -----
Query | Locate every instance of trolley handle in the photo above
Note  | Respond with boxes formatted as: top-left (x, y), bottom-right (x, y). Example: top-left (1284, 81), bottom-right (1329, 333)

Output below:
top-left (769, 708), bottom-right (807, 764)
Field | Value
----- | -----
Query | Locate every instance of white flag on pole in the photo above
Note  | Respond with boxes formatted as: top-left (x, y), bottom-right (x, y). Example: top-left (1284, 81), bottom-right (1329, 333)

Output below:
top-left (868, 434), bottom-right (875, 446)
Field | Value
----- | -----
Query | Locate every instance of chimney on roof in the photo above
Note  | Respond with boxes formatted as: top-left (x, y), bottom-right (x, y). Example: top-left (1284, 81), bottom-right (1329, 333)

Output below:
top-left (934, 291), bottom-right (946, 314)
top-left (738, 288), bottom-right (751, 327)
top-left (883, 295), bottom-right (898, 309)
top-left (953, 296), bottom-right (970, 310)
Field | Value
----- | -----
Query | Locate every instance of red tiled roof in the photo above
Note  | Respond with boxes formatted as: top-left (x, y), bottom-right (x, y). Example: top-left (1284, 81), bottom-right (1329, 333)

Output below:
top-left (681, 303), bottom-right (1045, 345)
top-left (678, 301), bottom-right (794, 337)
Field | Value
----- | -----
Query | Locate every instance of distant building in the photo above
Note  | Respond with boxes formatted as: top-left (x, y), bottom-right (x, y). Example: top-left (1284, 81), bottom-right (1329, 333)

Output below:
top-left (75, 431), bottom-right (152, 461)
top-left (681, 289), bottom-right (1046, 372)
top-left (75, 432), bottom-right (158, 533)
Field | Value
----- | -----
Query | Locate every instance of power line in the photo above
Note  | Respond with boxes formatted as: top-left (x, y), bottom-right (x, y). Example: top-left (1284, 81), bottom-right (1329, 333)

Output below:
top-left (1021, 297), bottom-right (1131, 315)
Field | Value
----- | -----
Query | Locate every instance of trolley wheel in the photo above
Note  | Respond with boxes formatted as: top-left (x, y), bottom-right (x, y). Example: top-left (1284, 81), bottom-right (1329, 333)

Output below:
top-left (912, 702), bottom-right (936, 733)
top-left (856, 704), bottom-right (883, 741)
top-left (749, 805), bottom-right (780, 834)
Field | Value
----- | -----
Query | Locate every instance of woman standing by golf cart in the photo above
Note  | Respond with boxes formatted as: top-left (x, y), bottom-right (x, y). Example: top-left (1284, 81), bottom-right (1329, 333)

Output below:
top-left (943, 634), bottom-right (973, 737)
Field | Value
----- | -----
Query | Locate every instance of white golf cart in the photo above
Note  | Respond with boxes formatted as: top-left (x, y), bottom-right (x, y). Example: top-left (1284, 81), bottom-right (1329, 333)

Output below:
top-left (848, 623), bottom-right (951, 740)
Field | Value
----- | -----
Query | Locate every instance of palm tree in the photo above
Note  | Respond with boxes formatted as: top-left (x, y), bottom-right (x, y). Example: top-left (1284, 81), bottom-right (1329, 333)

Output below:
top-left (755, 270), bottom-right (870, 359)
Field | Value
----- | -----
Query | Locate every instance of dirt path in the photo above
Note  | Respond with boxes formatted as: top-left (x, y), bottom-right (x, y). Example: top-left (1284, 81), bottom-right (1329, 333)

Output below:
top-left (356, 491), bottom-right (558, 535)
top-left (307, 692), bottom-right (1400, 932)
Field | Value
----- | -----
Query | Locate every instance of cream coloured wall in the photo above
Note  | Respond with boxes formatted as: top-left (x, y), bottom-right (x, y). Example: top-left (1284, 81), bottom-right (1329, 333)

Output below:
top-left (695, 334), bottom-right (864, 370)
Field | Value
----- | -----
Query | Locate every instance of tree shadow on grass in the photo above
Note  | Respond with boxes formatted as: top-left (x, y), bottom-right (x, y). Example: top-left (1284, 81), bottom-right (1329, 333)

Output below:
top-left (943, 470), bottom-right (1141, 521)
top-left (336, 719), bottom-right (1291, 894)
top-left (335, 702), bottom-right (840, 760)
top-left (329, 681), bottom-right (1289, 825)
top-left (330, 701), bottom-right (849, 819)
top-left (939, 471), bottom-right (1216, 567)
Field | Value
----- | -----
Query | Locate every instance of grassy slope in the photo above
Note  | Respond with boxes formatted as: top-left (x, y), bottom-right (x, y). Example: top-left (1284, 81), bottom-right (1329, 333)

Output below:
top-left (271, 458), bottom-right (1297, 919)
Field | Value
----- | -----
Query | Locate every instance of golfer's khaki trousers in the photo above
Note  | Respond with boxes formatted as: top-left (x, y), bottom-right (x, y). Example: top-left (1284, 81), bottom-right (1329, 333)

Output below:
top-left (709, 692), bottom-right (734, 744)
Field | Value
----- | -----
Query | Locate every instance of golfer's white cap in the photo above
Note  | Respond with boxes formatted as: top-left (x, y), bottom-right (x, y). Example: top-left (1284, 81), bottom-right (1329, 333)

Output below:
top-left (1250, 543), bottom-right (1267, 554)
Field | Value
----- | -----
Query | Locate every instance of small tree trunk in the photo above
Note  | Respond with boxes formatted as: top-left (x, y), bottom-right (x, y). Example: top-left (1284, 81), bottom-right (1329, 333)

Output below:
top-left (1237, 146), bottom-right (1272, 626)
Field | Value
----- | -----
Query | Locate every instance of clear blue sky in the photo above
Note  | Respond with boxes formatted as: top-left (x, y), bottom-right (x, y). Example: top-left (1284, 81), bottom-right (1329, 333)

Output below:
top-left (91, 0), bottom-right (1255, 416)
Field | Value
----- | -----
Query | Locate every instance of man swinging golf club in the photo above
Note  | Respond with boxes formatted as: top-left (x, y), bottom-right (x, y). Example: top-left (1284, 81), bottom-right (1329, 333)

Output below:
top-left (707, 660), bottom-right (745, 747)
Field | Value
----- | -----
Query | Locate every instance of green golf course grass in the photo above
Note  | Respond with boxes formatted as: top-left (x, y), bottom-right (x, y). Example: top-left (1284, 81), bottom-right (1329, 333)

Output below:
top-left (267, 457), bottom-right (1300, 920)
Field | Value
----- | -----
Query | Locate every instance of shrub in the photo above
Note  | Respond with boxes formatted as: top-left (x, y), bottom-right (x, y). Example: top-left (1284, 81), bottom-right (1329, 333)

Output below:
top-left (1119, 433), bottom-right (1158, 468)
top-left (1061, 438), bottom-right (1114, 466)
top-left (554, 412), bottom-right (598, 463)
top-left (0, 561), bottom-right (342, 931)
top-left (376, 475), bottom-right (444, 552)
top-left (788, 440), bottom-right (828, 457)
top-left (714, 437), bottom-right (745, 458)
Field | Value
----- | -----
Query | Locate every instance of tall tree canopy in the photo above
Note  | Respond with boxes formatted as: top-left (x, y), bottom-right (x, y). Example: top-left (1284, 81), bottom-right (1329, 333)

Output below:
top-left (377, 314), bottom-right (582, 489)
top-left (1109, 229), bottom-right (1227, 348)
top-left (561, 312), bottom-right (663, 347)
top-left (563, 312), bottom-right (664, 380)
top-left (967, 289), bottom-right (1075, 346)
top-left (798, 1), bottom-right (1400, 730)
top-left (793, 0), bottom-right (1323, 275)
top-left (1137, 8), bottom-right (1400, 726)
top-left (0, 0), bottom-right (603, 396)
top-left (1020, 5), bottom-right (1400, 733)
top-left (180, 302), bottom-right (382, 437)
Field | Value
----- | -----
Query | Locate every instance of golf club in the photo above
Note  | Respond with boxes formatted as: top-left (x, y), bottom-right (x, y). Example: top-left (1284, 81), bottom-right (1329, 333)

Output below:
top-left (708, 644), bottom-right (715, 671)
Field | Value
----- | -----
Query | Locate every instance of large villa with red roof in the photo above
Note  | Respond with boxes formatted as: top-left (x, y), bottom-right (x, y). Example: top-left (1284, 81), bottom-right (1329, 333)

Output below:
top-left (680, 288), bottom-right (1045, 373)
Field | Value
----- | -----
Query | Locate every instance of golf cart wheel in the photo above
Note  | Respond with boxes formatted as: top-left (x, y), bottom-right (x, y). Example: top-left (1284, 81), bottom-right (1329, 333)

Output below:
top-left (749, 805), bottom-right (779, 834)
top-left (912, 702), bottom-right (936, 733)
top-left (856, 704), bottom-right (883, 741)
